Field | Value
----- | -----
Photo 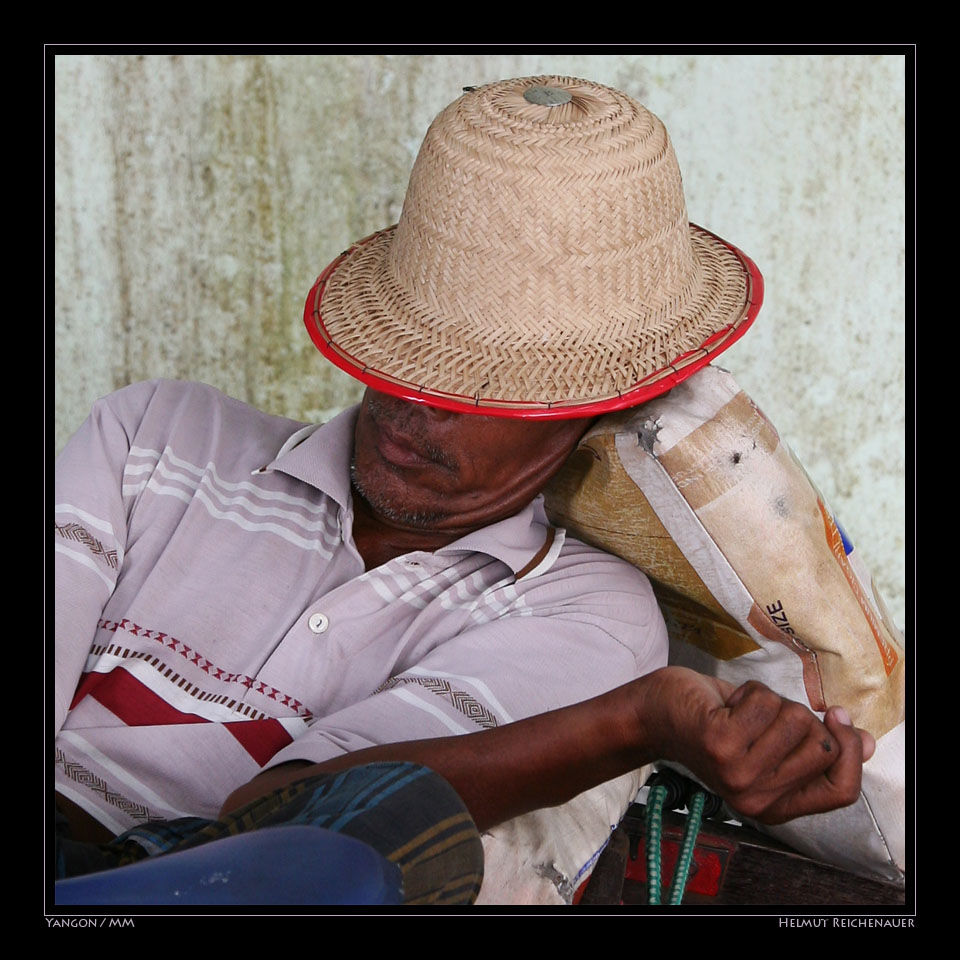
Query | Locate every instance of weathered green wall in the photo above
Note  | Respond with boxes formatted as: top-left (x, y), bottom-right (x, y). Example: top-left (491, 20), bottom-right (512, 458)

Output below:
top-left (54, 53), bottom-right (906, 626)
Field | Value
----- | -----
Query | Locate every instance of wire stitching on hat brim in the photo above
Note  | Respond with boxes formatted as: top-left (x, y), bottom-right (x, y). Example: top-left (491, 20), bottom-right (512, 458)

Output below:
top-left (303, 225), bottom-right (763, 420)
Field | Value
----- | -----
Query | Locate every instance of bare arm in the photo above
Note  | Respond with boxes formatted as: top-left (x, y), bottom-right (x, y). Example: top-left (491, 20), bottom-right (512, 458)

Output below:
top-left (221, 666), bottom-right (874, 832)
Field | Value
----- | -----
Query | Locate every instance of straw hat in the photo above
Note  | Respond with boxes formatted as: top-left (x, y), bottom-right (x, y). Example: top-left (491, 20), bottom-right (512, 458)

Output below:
top-left (304, 76), bottom-right (763, 419)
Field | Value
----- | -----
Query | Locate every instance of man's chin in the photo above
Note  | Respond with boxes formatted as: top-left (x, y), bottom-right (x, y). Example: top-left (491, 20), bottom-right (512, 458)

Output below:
top-left (350, 460), bottom-right (445, 529)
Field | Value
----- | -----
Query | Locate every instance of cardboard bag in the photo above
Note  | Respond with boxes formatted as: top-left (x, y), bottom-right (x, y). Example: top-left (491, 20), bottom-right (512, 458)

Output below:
top-left (543, 364), bottom-right (905, 883)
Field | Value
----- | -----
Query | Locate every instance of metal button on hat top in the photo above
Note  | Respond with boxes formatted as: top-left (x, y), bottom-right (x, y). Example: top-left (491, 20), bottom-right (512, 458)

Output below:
top-left (308, 612), bottom-right (329, 634)
top-left (522, 85), bottom-right (572, 106)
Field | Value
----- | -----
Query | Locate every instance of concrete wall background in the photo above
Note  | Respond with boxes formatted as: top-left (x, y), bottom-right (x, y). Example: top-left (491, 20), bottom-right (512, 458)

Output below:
top-left (54, 53), bottom-right (907, 628)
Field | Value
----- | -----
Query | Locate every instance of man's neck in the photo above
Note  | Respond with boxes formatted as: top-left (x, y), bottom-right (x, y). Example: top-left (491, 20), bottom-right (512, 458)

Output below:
top-left (349, 488), bottom-right (471, 571)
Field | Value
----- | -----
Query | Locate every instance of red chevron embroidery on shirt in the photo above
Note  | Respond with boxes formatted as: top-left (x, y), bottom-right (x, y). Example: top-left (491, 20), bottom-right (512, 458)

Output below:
top-left (87, 618), bottom-right (313, 718)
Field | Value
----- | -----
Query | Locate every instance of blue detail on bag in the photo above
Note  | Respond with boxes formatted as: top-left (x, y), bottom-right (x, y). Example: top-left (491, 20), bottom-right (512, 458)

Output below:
top-left (833, 515), bottom-right (854, 556)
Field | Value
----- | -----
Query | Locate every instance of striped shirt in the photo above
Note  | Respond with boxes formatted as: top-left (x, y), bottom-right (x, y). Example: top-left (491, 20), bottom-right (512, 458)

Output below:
top-left (54, 380), bottom-right (668, 835)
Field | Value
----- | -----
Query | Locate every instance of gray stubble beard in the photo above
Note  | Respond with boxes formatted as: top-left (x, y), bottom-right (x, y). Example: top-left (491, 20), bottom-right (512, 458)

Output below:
top-left (350, 457), bottom-right (446, 528)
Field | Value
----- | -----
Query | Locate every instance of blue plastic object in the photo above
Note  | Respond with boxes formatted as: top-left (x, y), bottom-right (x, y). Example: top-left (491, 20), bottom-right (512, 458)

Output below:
top-left (834, 515), bottom-right (854, 556)
top-left (54, 826), bottom-right (404, 905)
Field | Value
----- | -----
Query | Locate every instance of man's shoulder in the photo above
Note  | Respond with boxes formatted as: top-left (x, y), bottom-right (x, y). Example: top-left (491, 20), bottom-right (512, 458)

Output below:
top-left (546, 532), bottom-right (660, 602)
top-left (513, 530), bottom-right (667, 666)
top-left (520, 534), bottom-right (662, 628)
top-left (98, 379), bottom-right (302, 428)
top-left (93, 379), bottom-right (308, 454)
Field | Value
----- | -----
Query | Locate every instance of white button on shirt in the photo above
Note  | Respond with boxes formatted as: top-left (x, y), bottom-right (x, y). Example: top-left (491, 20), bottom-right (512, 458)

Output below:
top-left (308, 613), bottom-right (330, 634)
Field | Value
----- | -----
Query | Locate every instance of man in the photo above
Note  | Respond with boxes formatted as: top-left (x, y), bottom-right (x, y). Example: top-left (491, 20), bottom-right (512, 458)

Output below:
top-left (54, 77), bottom-right (873, 904)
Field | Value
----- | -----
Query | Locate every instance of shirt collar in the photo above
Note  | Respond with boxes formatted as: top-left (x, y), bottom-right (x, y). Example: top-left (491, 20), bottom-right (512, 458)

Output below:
top-left (263, 405), bottom-right (563, 579)
top-left (264, 406), bottom-right (358, 512)
top-left (434, 496), bottom-right (565, 580)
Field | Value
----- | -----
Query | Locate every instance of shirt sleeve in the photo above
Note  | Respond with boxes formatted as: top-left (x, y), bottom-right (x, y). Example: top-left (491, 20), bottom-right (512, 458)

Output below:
top-left (266, 553), bottom-right (669, 767)
top-left (54, 382), bottom-right (161, 736)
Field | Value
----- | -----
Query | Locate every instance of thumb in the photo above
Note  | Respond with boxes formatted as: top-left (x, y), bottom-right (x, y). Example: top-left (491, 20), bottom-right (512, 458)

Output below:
top-left (825, 706), bottom-right (876, 762)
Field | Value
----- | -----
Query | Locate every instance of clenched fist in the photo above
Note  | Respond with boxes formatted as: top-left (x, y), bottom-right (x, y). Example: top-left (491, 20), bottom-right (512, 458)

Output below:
top-left (630, 666), bottom-right (875, 824)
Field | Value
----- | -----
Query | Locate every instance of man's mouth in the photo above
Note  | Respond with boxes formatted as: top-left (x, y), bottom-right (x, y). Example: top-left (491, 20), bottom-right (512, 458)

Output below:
top-left (366, 397), bottom-right (457, 471)
top-left (376, 421), bottom-right (441, 468)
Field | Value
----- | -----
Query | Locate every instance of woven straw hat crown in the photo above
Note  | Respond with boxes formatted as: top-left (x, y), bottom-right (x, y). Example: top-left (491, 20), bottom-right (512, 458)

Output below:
top-left (307, 75), bottom-right (759, 416)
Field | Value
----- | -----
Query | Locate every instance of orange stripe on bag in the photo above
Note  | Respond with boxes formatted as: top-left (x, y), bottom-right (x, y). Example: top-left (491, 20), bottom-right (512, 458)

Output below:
top-left (817, 498), bottom-right (898, 676)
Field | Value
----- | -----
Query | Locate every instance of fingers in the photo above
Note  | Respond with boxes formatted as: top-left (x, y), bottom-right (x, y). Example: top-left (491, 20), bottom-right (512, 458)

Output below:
top-left (709, 675), bottom-right (739, 703)
top-left (724, 686), bottom-right (872, 768)
top-left (740, 701), bottom-right (838, 790)
top-left (724, 680), bottom-right (815, 729)
top-left (724, 682), bottom-right (828, 754)
top-left (705, 683), bottom-right (871, 824)
top-left (724, 680), bottom-right (754, 710)
top-left (759, 715), bottom-right (866, 824)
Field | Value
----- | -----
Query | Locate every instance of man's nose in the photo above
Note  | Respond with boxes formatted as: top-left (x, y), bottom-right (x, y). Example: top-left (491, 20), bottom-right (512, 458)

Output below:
top-left (369, 388), bottom-right (458, 424)
top-left (388, 392), bottom-right (456, 423)
top-left (416, 400), bottom-right (455, 423)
